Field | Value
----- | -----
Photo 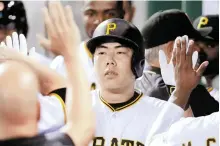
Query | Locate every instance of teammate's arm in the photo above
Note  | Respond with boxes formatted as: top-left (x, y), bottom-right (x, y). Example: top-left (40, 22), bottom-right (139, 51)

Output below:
top-left (145, 36), bottom-right (208, 145)
top-left (0, 47), bottom-right (66, 95)
top-left (41, 2), bottom-right (94, 146)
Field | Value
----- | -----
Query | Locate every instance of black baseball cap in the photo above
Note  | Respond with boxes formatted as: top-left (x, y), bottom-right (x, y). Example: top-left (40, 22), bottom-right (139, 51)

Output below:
top-left (86, 18), bottom-right (145, 78)
top-left (193, 15), bottom-right (219, 41)
top-left (141, 9), bottom-right (212, 49)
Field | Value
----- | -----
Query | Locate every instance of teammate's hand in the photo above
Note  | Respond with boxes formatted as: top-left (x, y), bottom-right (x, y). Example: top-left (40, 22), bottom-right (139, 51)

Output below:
top-left (0, 32), bottom-right (36, 56)
top-left (159, 35), bottom-right (198, 86)
top-left (173, 36), bottom-right (209, 94)
top-left (37, 1), bottom-right (81, 58)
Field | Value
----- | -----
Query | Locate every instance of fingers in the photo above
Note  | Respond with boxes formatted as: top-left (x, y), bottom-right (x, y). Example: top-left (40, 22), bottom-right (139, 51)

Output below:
top-left (0, 42), bottom-right (6, 47)
top-left (19, 34), bottom-right (28, 55)
top-left (196, 61), bottom-right (209, 76)
top-left (56, 1), bottom-right (68, 29)
top-left (36, 34), bottom-right (51, 51)
top-left (65, 5), bottom-right (74, 28)
top-left (42, 7), bottom-right (55, 37)
top-left (48, 2), bottom-right (61, 32)
top-left (192, 51), bottom-right (198, 69)
top-left (6, 36), bottom-right (13, 49)
top-left (185, 40), bottom-right (194, 68)
top-left (174, 37), bottom-right (181, 65)
top-left (180, 36), bottom-right (187, 63)
top-left (12, 32), bottom-right (19, 52)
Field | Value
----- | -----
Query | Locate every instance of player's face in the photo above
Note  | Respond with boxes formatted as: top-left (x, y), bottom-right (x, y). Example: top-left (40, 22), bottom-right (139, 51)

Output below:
top-left (196, 41), bottom-right (219, 60)
top-left (83, 1), bottom-right (122, 38)
top-left (94, 42), bottom-right (135, 90)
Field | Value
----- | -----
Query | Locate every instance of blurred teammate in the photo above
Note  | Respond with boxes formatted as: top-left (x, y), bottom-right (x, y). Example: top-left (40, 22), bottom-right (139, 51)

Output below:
top-left (0, 2), bottom-right (94, 146)
top-left (136, 9), bottom-right (219, 117)
top-left (144, 37), bottom-right (218, 146)
top-left (0, 1), bottom-right (28, 41)
top-left (193, 15), bottom-right (219, 101)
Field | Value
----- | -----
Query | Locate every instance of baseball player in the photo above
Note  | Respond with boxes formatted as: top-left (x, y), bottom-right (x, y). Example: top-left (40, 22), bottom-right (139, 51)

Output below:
top-left (137, 9), bottom-right (218, 117)
top-left (84, 17), bottom-right (208, 145)
top-left (0, 32), bottom-right (66, 133)
top-left (47, 0), bottom-right (135, 90)
top-left (193, 15), bottom-right (219, 101)
top-left (0, 1), bottom-right (52, 65)
top-left (144, 36), bottom-right (218, 146)
top-left (0, 2), bottom-right (94, 146)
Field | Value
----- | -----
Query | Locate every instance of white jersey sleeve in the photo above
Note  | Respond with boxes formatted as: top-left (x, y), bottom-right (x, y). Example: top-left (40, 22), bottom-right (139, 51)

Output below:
top-left (37, 93), bottom-right (65, 133)
top-left (31, 51), bottom-right (52, 66)
top-left (148, 112), bottom-right (219, 146)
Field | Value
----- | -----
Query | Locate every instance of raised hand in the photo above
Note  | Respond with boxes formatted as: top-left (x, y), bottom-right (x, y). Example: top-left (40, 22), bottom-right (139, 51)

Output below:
top-left (0, 32), bottom-right (33, 55)
top-left (173, 36), bottom-right (208, 94)
top-left (37, 1), bottom-right (81, 58)
top-left (159, 35), bottom-right (199, 86)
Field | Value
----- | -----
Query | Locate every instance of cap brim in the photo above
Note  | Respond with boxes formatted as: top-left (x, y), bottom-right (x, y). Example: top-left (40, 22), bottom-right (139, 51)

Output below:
top-left (191, 27), bottom-right (215, 42)
top-left (197, 27), bottom-right (213, 36)
top-left (87, 35), bottom-right (139, 54)
top-left (197, 27), bottom-right (215, 40)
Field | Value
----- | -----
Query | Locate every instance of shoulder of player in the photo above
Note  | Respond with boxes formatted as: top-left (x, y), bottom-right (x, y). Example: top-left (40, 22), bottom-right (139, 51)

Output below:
top-left (140, 93), bottom-right (169, 108)
top-left (170, 112), bottom-right (219, 134)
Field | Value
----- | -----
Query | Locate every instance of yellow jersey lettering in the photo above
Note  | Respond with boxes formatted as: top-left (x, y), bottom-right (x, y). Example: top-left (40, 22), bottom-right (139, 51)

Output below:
top-left (197, 17), bottom-right (209, 29)
top-left (207, 138), bottom-right (216, 146)
top-left (106, 23), bottom-right (116, 35)
top-left (93, 137), bottom-right (105, 146)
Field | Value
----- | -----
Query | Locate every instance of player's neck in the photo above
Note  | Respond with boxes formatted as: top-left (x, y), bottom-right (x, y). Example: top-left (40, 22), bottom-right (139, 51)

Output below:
top-left (100, 85), bottom-right (135, 104)
top-left (0, 122), bottom-right (38, 140)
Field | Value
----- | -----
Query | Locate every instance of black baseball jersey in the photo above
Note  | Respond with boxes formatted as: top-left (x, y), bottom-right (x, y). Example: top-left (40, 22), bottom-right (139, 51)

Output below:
top-left (0, 132), bottom-right (74, 146)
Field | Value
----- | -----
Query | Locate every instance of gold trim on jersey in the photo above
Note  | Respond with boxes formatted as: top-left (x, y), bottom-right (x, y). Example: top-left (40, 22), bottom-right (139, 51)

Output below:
top-left (49, 93), bottom-right (67, 123)
top-left (84, 43), bottom-right (93, 58)
top-left (207, 87), bottom-right (214, 92)
top-left (99, 90), bottom-right (143, 112)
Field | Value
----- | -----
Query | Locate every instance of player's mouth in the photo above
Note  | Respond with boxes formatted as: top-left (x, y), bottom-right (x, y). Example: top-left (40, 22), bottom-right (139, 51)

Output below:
top-left (105, 70), bottom-right (118, 78)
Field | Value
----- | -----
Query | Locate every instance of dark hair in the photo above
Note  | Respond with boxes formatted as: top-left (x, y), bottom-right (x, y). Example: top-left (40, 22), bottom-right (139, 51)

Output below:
top-left (96, 38), bottom-right (132, 50)
top-left (127, 1), bottom-right (133, 7)
top-left (116, 1), bottom-right (125, 19)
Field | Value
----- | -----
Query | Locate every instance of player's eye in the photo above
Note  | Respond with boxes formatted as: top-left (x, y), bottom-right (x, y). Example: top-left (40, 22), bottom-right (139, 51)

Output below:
top-left (98, 52), bottom-right (106, 55)
top-left (117, 52), bottom-right (126, 54)
top-left (84, 10), bottom-right (96, 17)
top-left (105, 11), bottom-right (118, 18)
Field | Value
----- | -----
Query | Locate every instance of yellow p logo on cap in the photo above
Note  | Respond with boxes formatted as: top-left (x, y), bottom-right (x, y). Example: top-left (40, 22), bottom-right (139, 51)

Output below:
top-left (197, 17), bottom-right (209, 29)
top-left (106, 23), bottom-right (117, 35)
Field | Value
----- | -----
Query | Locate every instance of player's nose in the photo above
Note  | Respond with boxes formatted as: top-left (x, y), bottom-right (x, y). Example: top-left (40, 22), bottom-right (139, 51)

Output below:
top-left (106, 56), bottom-right (116, 66)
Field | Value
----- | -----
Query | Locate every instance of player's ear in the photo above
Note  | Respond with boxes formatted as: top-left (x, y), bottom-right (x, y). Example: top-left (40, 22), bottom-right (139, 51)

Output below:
top-left (37, 101), bottom-right (41, 121)
top-left (164, 41), bottom-right (175, 63)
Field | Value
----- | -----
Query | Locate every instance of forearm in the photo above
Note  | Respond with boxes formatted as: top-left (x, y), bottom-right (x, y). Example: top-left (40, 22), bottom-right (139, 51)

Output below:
top-left (64, 54), bottom-right (91, 122)
top-left (169, 89), bottom-right (191, 109)
top-left (15, 55), bottom-right (66, 95)
top-left (63, 54), bottom-right (93, 146)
